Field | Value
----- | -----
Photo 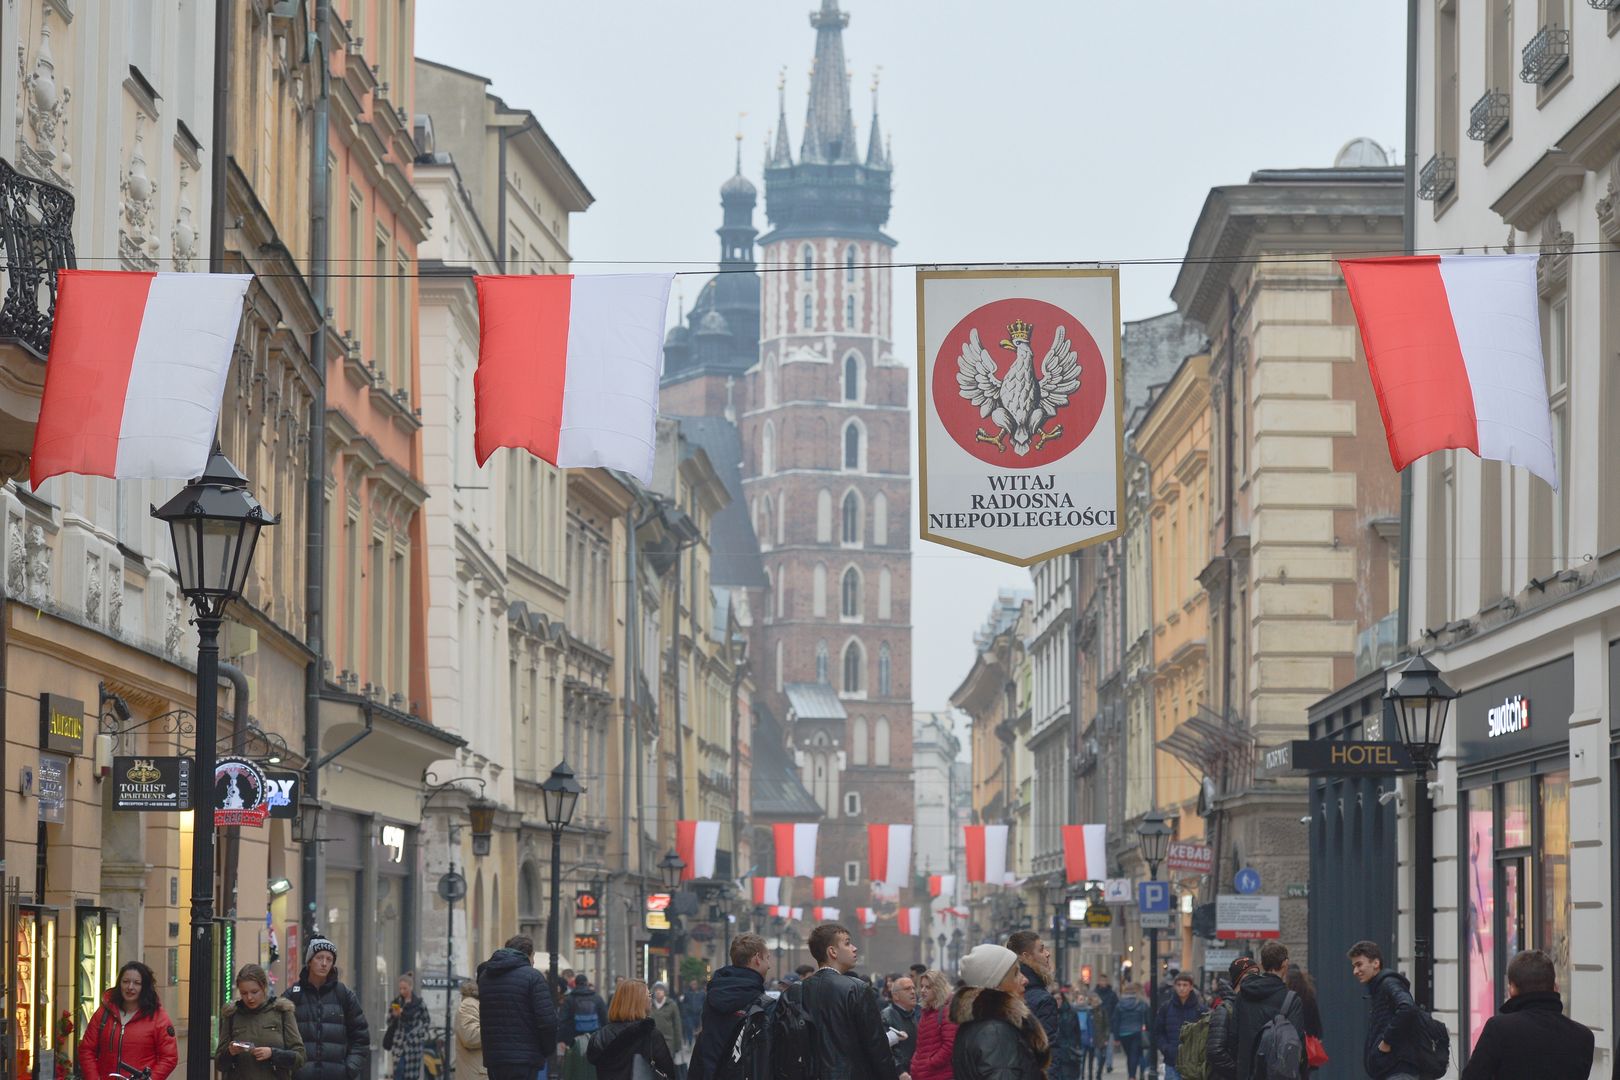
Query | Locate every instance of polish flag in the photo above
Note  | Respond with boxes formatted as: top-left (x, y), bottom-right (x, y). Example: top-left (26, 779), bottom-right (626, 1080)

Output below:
top-left (812, 906), bottom-right (840, 922)
top-left (473, 274), bottom-right (674, 484)
top-left (773, 822), bottom-right (818, 878)
top-left (750, 877), bottom-right (781, 906)
top-left (867, 824), bottom-right (913, 886)
top-left (856, 907), bottom-right (877, 929)
top-left (812, 877), bottom-right (840, 900)
top-left (897, 907), bottom-right (923, 936)
top-left (676, 820), bottom-right (720, 881)
top-left (1062, 825), bottom-right (1108, 884)
top-left (928, 874), bottom-right (957, 899)
top-left (30, 271), bottom-right (253, 486)
top-left (770, 906), bottom-right (804, 921)
top-left (1340, 254), bottom-right (1556, 488)
top-left (964, 825), bottom-right (1009, 884)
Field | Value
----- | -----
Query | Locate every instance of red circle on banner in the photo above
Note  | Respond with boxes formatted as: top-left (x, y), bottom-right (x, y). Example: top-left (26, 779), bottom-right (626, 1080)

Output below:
top-left (931, 297), bottom-right (1108, 469)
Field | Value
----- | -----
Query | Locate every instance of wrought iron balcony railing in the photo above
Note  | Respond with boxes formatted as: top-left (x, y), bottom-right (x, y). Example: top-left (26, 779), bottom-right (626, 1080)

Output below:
top-left (1417, 154), bottom-right (1456, 202)
top-left (0, 158), bottom-right (75, 357)
top-left (1589, 0), bottom-right (1620, 11)
top-left (1467, 89), bottom-right (1510, 142)
top-left (1520, 24), bottom-right (1571, 84)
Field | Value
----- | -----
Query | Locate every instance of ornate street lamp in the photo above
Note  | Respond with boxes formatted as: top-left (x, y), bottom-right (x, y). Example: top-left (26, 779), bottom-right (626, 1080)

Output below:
top-left (469, 797), bottom-right (497, 858)
top-left (152, 448), bottom-right (275, 1080)
top-left (659, 850), bottom-right (686, 890)
top-left (542, 761), bottom-right (584, 993)
top-left (1136, 810), bottom-right (1174, 1076)
top-left (1386, 654), bottom-right (1459, 1011)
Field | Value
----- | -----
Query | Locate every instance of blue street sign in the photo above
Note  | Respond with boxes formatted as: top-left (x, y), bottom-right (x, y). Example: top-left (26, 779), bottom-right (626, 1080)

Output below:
top-left (1234, 867), bottom-right (1262, 895)
top-left (1137, 880), bottom-right (1172, 913)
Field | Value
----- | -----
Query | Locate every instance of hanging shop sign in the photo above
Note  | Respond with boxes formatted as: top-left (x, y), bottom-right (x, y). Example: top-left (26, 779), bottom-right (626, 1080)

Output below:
top-left (213, 755), bottom-right (270, 827)
top-left (1259, 739), bottom-right (1415, 777)
top-left (40, 694), bottom-right (84, 755)
top-left (917, 265), bottom-right (1124, 566)
top-left (645, 892), bottom-right (671, 931)
top-left (574, 934), bottom-right (601, 951)
top-left (1454, 655), bottom-right (1572, 770)
top-left (113, 756), bottom-right (193, 810)
top-left (263, 769), bottom-right (300, 820)
top-left (1165, 841), bottom-right (1214, 875)
top-left (37, 753), bottom-right (68, 823)
top-left (1084, 906), bottom-right (1113, 927)
top-left (575, 890), bottom-right (601, 919)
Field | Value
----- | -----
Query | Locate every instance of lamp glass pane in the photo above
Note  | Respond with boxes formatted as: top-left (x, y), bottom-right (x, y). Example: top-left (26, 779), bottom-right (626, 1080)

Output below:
top-left (231, 519), bottom-right (263, 596)
top-left (557, 787), bottom-right (580, 825)
top-left (202, 518), bottom-right (239, 594)
top-left (542, 787), bottom-right (563, 826)
top-left (168, 518), bottom-right (201, 594)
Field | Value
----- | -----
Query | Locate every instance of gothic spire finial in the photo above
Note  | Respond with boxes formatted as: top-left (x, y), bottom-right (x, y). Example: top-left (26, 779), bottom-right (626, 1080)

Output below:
top-left (771, 66), bottom-right (793, 167)
top-left (865, 66), bottom-right (886, 168)
top-left (801, 0), bottom-right (856, 163)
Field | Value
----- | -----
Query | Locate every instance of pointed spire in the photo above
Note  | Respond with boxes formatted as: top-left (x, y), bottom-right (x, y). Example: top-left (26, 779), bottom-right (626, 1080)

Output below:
top-left (865, 67), bottom-right (886, 168)
top-left (771, 67), bottom-right (793, 167)
top-left (801, 0), bottom-right (857, 163)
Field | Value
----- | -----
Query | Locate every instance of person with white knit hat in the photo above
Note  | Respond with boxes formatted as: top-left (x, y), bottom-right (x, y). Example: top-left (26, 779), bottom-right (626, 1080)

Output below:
top-left (288, 936), bottom-right (370, 1080)
top-left (951, 945), bottom-right (1050, 1080)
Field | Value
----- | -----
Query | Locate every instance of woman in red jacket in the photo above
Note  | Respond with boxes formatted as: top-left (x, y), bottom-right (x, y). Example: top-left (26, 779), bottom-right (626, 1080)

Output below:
top-left (909, 968), bottom-right (959, 1080)
top-left (78, 961), bottom-right (179, 1080)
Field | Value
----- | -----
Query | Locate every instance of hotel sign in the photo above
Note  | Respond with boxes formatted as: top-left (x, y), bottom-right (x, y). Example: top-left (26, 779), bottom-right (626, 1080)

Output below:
top-left (40, 694), bottom-right (84, 755)
top-left (1259, 740), bottom-right (1415, 777)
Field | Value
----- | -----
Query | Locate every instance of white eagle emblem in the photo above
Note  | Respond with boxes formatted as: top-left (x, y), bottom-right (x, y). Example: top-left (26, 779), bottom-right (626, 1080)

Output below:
top-left (955, 318), bottom-right (1080, 455)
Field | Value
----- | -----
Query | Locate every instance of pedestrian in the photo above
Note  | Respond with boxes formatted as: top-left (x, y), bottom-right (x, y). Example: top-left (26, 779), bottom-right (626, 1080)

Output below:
top-left (949, 943), bottom-right (1049, 1080)
top-left (648, 983), bottom-right (683, 1075)
top-left (1076, 994), bottom-right (1101, 1080)
top-left (454, 982), bottom-right (487, 1080)
top-left (800, 922), bottom-right (900, 1080)
top-left (1460, 948), bottom-right (1592, 1079)
top-left (1234, 942), bottom-right (1305, 1080)
top-left (1051, 991), bottom-right (1081, 1080)
top-left (1348, 940), bottom-right (1421, 1080)
top-left (880, 975), bottom-right (919, 1079)
top-left (1110, 982), bottom-right (1149, 1079)
top-left (476, 935), bottom-right (560, 1080)
top-left (381, 973), bottom-right (430, 1080)
top-left (909, 964), bottom-right (928, 982)
top-left (585, 979), bottom-right (679, 1080)
top-left (1094, 975), bottom-right (1119, 1073)
top-left (217, 963), bottom-right (307, 1080)
top-left (690, 932), bottom-right (772, 1080)
top-left (1283, 965), bottom-right (1323, 1077)
top-left (1207, 959), bottom-right (1257, 1080)
top-left (78, 960), bottom-right (178, 1080)
top-left (562, 975), bottom-right (610, 1049)
top-left (677, 980), bottom-right (704, 1049)
top-left (1152, 972), bottom-right (1206, 1080)
top-left (1005, 930), bottom-right (1063, 1049)
top-left (288, 937), bottom-right (370, 1080)
top-left (907, 969), bottom-right (957, 1080)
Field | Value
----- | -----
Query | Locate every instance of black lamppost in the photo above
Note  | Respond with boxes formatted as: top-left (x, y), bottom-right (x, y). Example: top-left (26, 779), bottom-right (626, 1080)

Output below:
top-left (152, 450), bottom-right (275, 1080)
top-left (660, 850), bottom-right (685, 987)
top-left (422, 776), bottom-right (495, 1080)
top-left (1136, 810), bottom-right (1172, 1078)
top-left (1386, 654), bottom-right (1458, 1011)
top-left (541, 761), bottom-right (584, 994)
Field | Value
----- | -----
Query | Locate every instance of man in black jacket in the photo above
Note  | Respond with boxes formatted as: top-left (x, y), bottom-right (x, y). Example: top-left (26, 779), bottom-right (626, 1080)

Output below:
top-left (800, 923), bottom-right (900, 1080)
top-left (476, 935), bottom-right (559, 1080)
top-left (1004, 930), bottom-right (1063, 1049)
top-left (1349, 940), bottom-right (1422, 1080)
top-left (1206, 961), bottom-right (1256, 1080)
top-left (689, 933), bottom-right (773, 1080)
top-left (1460, 948), bottom-right (1592, 1079)
top-left (1233, 942), bottom-right (1305, 1079)
top-left (880, 975), bottom-right (918, 1079)
top-left (288, 938), bottom-right (370, 1080)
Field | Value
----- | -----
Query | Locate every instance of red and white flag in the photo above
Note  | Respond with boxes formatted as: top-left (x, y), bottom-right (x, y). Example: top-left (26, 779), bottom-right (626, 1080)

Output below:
top-left (928, 874), bottom-right (957, 899)
top-left (473, 274), bottom-right (673, 484)
top-left (773, 822), bottom-right (818, 878)
top-left (769, 906), bottom-right (804, 921)
top-left (897, 907), bottom-right (923, 936)
top-left (812, 906), bottom-right (840, 922)
top-left (30, 270), bottom-right (253, 486)
top-left (1340, 254), bottom-right (1556, 488)
top-left (964, 825), bottom-right (1009, 884)
top-left (676, 820), bottom-right (720, 882)
top-left (812, 876), bottom-right (841, 900)
top-left (868, 824), bottom-right (913, 886)
top-left (856, 907), bottom-right (878, 929)
top-left (751, 877), bottom-right (782, 906)
top-left (1062, 825), bottom-right (1107, 884)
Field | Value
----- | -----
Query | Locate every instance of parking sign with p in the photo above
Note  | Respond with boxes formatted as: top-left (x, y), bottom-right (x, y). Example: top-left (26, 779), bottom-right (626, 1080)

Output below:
top-left (1138, 880), bottom-right (1171, 913)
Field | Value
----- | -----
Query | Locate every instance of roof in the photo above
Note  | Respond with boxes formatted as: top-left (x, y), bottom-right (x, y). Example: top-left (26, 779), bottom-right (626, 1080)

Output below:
top-left (784, 682), bottom-right (847, 722)
top-left (666, 416), bottom-right (766, 588)
top-left (750, 707), bottom-right (823, 820)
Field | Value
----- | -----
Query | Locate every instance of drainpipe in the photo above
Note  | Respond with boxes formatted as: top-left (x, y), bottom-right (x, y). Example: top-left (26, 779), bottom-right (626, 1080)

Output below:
top-left (1396, 0), bottom-right (1417, 650)
top-left (219, 661), bottom-right (249, 919)
top-left (304, 0), bottom-right (332, 941)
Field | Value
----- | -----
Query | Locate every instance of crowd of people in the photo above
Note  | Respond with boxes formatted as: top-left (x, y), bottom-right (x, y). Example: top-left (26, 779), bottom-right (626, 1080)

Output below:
top-left (66, 923), bottom-right (1595, 1080)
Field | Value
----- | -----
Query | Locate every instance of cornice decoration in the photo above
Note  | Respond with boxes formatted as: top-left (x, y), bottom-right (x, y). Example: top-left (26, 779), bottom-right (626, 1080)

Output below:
top-left (1535, 212), bottom-right (1573, 298)
top-left (1598, 157), bottom-right (1620, 244)
top-left (171, 163), bottom-right (197, 271)
top-left (20, 6), bottom-right (73, 189)
top-left (119, 112), bottom-right (157, 270)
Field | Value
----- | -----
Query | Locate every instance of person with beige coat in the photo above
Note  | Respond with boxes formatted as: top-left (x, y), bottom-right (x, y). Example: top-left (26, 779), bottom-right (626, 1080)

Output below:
top-left (454, 982), bottom-right (487, 1080)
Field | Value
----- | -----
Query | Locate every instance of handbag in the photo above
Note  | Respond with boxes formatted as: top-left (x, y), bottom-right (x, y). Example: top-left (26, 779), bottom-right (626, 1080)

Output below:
top-left (630, 1053), bottom-right (659, 1080)
top-left (1305, 1033), bottom-right (1329, 1068)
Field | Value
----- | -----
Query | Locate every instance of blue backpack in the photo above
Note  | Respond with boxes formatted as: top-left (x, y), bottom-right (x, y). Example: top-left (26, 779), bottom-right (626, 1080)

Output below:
top-left (572, 995), bottom-right (601, 1034)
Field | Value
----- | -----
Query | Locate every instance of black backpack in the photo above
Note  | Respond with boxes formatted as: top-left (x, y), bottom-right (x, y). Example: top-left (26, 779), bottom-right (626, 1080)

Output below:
top-left (770, 983), bottom-right (818, 1080)
top-left (717, 989), bottom-right (818, 1080)
top-left (717, 997), bottom-right (773, 1080)
top-left (1253, 991), bottom-right (1303, 1080)
top-left (1409, 1009), bottom-right (1451, 1078)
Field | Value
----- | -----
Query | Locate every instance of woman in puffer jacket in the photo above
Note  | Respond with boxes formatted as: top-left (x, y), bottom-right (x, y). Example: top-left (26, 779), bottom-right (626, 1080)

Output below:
top-left (78, 961), bottom-right (179, 1080)
top-left (585, 980), bottom-right (678, 1080)
top-left (950, 945), bottom-right (1050, 1080)
top-left (908, 969), bottom-right (958, 1080)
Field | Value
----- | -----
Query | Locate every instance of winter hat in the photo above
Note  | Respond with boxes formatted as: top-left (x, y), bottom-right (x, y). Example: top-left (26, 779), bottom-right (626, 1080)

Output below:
top-left (306, 937), bottom-right (338, 965)
top-left (960, 944), bottom-right (1019, 990)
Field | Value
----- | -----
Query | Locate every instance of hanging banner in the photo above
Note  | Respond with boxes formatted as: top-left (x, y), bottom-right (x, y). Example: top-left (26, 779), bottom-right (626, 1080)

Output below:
top-left (917, 265), bottom-right (1123, 566)
top-left (214, 755), bottom-right (271, 827)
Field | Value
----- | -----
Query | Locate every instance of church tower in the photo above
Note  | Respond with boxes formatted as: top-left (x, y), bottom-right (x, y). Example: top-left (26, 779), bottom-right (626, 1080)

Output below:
top-left (740, 0), bottom-right (914, 966)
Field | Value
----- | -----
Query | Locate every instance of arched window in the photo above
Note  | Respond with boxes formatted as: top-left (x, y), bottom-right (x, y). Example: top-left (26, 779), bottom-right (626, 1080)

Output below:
top-left (803, 301), bottom-right (813, 330)
top-left (873, 492), bottom-right (888, 545)
top-left (802, 244), bottom-right (815, 280)
top-left (845, 244), bottom-right (857, 282)
top-left (816, 489), bottom-right (833, 542)
top-left (874, 717), bottom-right (891, 766)
top-left (761, 421), bottom-right (775, 476)
top-left (842, 490), bottom-right (862, 544)
top-left (842, 639), bottom-right (864, 693)
top-left (758, 499), bottom-right (773, 551)
top-left (775, 568), bottom-right (785, 618)
top-left (845, 294), bottom-right (855, 329)
top-left (816, 640), bottom-right (829, 683)
top-left (841, 566), bottom-right (862, 618)
top-left (878, 567), bottom-right (892, 619)
top-left (813, 564), bottom-right (827, 617)
top-left (843, 421), bottom-right (863, 471)
top-left (878, 643), bottom-right (892, 696)
top-left (777, 492), bottom-right (786, 545)
top-left (843, 354), bottom-right (860, 401)
top-left (775, 639), bottom-right (784, 691)
top-left (852, 716), bottom-right (869, 766)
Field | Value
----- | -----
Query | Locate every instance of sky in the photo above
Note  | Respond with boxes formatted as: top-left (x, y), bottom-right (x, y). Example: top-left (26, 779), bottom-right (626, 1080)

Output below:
top-left (416, 0), bottom-right (1407, 711)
